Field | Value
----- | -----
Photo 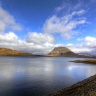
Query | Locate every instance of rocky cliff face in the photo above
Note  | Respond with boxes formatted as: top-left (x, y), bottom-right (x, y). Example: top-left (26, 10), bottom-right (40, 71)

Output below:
top-left (48, 47), bottom-right (79, 57)
top-left (0, 48), bottom-right (33, 56)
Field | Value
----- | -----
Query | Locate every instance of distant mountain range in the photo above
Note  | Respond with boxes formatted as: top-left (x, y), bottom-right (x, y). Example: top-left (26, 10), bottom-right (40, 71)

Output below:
top-left (0, 48), bottom-right (33, 56)
top-left (0, 47), bottom-right (93, 58)
top-left (78, 52), bottom-right (96, 57)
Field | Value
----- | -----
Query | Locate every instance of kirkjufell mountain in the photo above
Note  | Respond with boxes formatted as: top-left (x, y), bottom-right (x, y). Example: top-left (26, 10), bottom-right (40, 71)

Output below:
top-left (48, 47), bottom-right (84, 57)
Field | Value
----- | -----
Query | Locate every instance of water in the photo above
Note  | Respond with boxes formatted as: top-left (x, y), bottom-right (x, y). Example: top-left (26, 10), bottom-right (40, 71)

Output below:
top-left (0, 57), bottom-right (96, 96)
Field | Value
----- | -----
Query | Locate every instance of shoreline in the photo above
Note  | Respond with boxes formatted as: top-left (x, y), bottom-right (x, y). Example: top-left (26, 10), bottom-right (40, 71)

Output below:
top-left (49, 75), bottom-right (96, 96)
top-left (49, 74), bottom-right (96, 96)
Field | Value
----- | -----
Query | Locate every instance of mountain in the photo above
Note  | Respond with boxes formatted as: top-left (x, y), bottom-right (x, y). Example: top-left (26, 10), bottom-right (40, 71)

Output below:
top-left (78, 51), bottom-right (96, 58)
top-left (78, 52), bottom-right (93, 57)
top-left (47, 47), bottom-right (80, 57)
top-left (0, 48), bottom-right (33, 56)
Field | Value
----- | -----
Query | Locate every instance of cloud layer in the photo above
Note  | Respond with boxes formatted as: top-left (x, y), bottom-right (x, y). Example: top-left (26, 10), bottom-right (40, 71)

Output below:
top-left (26, 32), bottom-right (55, 44)
top-left (43, 10), bottom-right (86, 39)
top-left (0, 0), bottom-right (96, 55)
top-left (0, 7), bottom-right (21, 33)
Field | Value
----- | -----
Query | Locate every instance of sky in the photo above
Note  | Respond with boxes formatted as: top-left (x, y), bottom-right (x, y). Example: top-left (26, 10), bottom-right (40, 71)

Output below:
top-left (0, 0), bottom-right (96, 54)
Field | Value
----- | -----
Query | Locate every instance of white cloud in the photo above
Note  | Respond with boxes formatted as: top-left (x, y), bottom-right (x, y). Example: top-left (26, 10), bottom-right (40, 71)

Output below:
top-left (78, 36), bottom-right (96, 47)
top-left (67, 43), bottom-right (74, 47)
top-left (85, 36), bottom-right (96, 44)
top-left (0, 32), bottom-right (19, 43)
top-left (0, 31), bottom-right (56, 54)
top-left (26, 32), bottom-right (55, 44)
top-left (43, 10), bottom-right (86, 39)
top-left (55, 0), bottom-right (85, 14)
top-left (67, 36), bottom-right (96, 55)
top-left (68, 45), bottom-right (92, 53)
top-left (0, 7), bottom-right (22, 33)
top-left (71, 10), bottom-right (85, 16)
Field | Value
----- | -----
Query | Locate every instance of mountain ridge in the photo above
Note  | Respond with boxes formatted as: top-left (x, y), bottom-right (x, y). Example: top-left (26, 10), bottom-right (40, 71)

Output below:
top-left (0, 47), bottom-right (92, 57)
top-left (0, 47), bottom-right (33, 56)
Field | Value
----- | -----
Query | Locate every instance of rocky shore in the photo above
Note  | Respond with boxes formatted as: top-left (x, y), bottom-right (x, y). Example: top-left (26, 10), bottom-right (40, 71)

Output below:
top-left (49, 74), bottom-right (96, 96)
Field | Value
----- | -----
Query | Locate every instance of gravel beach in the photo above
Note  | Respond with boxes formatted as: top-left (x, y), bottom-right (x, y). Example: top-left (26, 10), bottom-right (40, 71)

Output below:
top-left (49, 74), bottom-right (96, 96)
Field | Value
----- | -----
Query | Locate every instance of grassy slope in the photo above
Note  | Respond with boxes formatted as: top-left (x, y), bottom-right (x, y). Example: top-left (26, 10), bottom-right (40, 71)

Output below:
top-left (70, 59), bottom-right (96, 64)
top-left (0, 48), bottom-right (33, 56)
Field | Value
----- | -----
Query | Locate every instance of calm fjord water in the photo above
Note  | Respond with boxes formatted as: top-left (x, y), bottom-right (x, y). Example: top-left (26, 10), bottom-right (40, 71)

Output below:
top-left (0, 57), bottom-right (96, 96)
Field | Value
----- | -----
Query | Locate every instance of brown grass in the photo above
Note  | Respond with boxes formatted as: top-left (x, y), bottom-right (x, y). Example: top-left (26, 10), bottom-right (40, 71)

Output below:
top-left (70, 59), bottom-right (96, 64)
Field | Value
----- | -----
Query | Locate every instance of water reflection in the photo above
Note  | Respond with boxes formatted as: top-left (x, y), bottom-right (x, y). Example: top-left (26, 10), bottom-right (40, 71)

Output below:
top-left (0, 57), bottom-right (96, 96)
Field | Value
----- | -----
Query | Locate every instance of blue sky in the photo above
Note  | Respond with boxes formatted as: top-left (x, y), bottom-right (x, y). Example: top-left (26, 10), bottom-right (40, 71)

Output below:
top-left (0, 0), bottom-right (96, 54)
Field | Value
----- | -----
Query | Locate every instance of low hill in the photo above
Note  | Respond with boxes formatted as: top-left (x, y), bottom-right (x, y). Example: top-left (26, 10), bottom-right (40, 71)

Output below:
top-left (0, 48), bottom-right (33, 56)
top-left (47, 47), bottom-right (84, 57)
